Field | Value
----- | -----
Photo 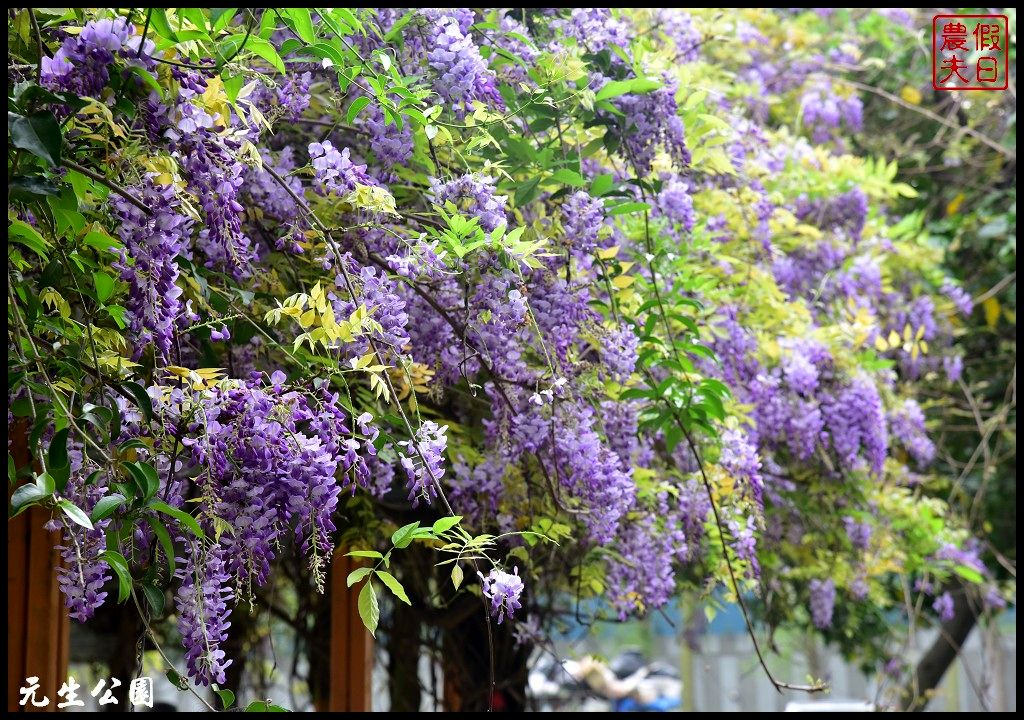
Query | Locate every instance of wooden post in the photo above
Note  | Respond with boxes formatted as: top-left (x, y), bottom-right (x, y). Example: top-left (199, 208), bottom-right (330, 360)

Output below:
top-left (328, 548), bottom-right (373, 711)
top-left (7, 424), bottom-right (70, 712)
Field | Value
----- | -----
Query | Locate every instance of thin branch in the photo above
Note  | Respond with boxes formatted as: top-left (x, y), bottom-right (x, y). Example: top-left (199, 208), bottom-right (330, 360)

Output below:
top-left (61, 159), bottom-right (151, 214)
top-left (137, 8), bottom-right (153, 59)
top-left (972, 272), bottom-right (1015, 306)
top-left (839, 77), bottom-right (1015, 161)
top-left (28, 8), bottom-right (46, 82)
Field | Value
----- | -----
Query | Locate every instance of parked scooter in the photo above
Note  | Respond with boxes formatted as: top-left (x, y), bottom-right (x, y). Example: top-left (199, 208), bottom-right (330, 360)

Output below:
top-left (529, 650), bottom-right (682, 712)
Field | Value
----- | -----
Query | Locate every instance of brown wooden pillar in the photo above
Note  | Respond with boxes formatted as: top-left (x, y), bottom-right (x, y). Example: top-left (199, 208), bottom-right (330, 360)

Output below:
top-left (328, 548), bottom-right (374, 711)
top-left (7, 424), bottom-right (70, 712)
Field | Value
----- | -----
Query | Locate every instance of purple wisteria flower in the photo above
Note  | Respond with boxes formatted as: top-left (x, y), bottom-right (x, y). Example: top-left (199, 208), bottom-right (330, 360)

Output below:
top-left (112, 175), bottom-right (194, 360)
top-left (600, 324), bottom-right (639, 383)
top-left (562, 191), bottom-right (605, 253)
top-left (175, 542), bottom-right (234, 686)
top-left (399, 421), bottom-right (449, 505)
top-left (422, 10), bottom-right (504, 117)
top-left (50, 468), bottom-right (112, 622)
top-left (655, 178), bottom-right (696, 233)
top-left (933, 591), bottom-right (955, 623)
top-left (41, 16), bottom-right (151, 97)
top-left (843, 516), bottom-right (872, 550)
top-left (480, 566), bottom-right (524, 623)
top-left (809, 578), bottom-right (836, 629)
top-left (309, 140), bottom-right (377, 196)
top-left (888, 399), bottom-right (936, 467)
top-left (429, 174), bottom-right (508, 233)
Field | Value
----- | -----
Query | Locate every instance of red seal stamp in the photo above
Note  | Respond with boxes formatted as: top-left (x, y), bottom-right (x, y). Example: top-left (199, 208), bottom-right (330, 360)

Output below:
top-left (932, 14), bottom-right (1009, 91)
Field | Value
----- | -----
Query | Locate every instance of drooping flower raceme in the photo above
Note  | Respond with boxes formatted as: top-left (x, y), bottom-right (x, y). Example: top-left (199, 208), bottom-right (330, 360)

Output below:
top-left (399, 421), bottom-right (449, 505)
top-left (888, 399), bottom-right (936, 467)
top-left (41, 16), bottom-right (148, 97)
top-left (562, 190), bottom-right (605, 254)
top-left (422, 11), bottom-right (504, 117)
top-left (933, 591), bottom-right (955, 623)
top-left (429, 174), bottom-right (508, 233)
top-left (175, 542), bottom-right (234, 686)
top-left (49, 468), bottom-right (112, 622)
top-left (112, 175), bottom-right (194, 360)
top-left (309, 140), bottom-right (376, 197)
top-left (480, 566), bottom-right (524, 623)
top-left (809, 578), bottom-right (836, 629)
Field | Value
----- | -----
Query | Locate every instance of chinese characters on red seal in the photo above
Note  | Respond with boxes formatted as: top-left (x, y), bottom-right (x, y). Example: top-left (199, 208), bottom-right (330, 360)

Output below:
top-left (932, 15), bottom-right (1009, 90)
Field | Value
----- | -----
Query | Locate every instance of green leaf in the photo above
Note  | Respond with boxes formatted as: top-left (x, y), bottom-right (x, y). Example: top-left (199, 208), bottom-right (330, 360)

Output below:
top-left (702, 392), bottom-right (725, 421)
top-left (9, 219), bottom-right (50, 259)
top-left (9, 176), bottom-right (61, 202)
top-left (149, 499), bottom-right (206, 539)
top-left (179, 8), bottom-right (210, 36)
top-left (121, 381), bottom-right (154, 424)
top-left (82, 229), bottom-right (123, 254)
top-left (514, 176), bottom-right (541, 208)
top-left (346, 567), bottom-right (373, 587)
top-left (664, 424), bottom-right (682, 453)
top-left (627, 78), bottom-right (662, 94)
top-left (284, 8), bottom-right (316, 44)
top-left (100, 549), bottom-right (132, 603)
top-left (106, 305), bottom-right (127, 329)
top-left (142, 582), bottom-right (165, 616)
top-left (345, 96), bottom-right (372, 124)
top-left (93, 272), bottom-right (115, 303)
top-left (548, 168), bottom-right (585, 187)
top-left (383, 10), bottom-right (415, 41)
top-left (126, 66), bottom-right (163, 98)
top-left (953, 564), bottom-right (984, 584)
top-left (51, 208), bottom-right (86, 237)
top-left (431, 516), bottom-right (463, 534)
top-left (10, 482), bottom-right (48, 515)
top-left (10, 111), bottom-right (62, 167)
top-left (166, 668), bottom-right (186, 690)
top-left (684, 89), bottom-right (708, 110)
top-left (118, 438), bottom-right (150, 453)
top-left (48, 462), bottom-right (71, 495)
top-left (316, 8), bottom-right (354, 38)
top-left (211, 9), bottom-right (239, 32)
top-left (333, 8), bottom-right (363, 35)
top-left (377, 571), bottom-right (411, 605)
top-left (590, 173), bottom-right (615, 197)
top-left (606, 201), bottom-right (650, 216)
top-left (246, 700), bottom-right (289, 712)
top-left (594, 77), bottom-right (661, 102)
top-left (47, 428), bottom-right (70, 474)
top-left (90, 493), bottom-right (126, 523)
top-left (223, 72), bottom-right (244, 102)
top-left (58, 499), bottom-right (94, 530)
top-left (145, 516), bottom-right (176, 576)
top-left (357, 581), bottom-right (380, 636)
top-left (345, 549), bottom-right (383, 560)
top-left (125, 461), bottom-right (160, 501)
top-left (307, 41), bottom-right (347, 68)
top-left (216, 688), bottom-right (236, 710)
top-left (451, 564), bottom-right (464, 590)
top-left (246, 36), bottom-right (286, 74)
top-left (391, 521), bottom-right (420, 549)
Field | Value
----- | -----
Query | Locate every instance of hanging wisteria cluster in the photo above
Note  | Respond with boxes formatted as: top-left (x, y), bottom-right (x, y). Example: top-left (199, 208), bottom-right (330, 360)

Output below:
top-left (7, 7), bottom-right (1005, 701)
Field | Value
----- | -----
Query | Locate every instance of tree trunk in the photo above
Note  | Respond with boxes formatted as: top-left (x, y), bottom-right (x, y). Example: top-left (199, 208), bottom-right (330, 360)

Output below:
top-left (901, 581), bottom-right (976, 711)
top-left (221, 601), bottom-right (257, 703)
top-left (387, 600), bottom-right (422, 711)
top-left (101, 608), bottom-right (144, 710)
top-left (441, 609), bottom-right (529, 712)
